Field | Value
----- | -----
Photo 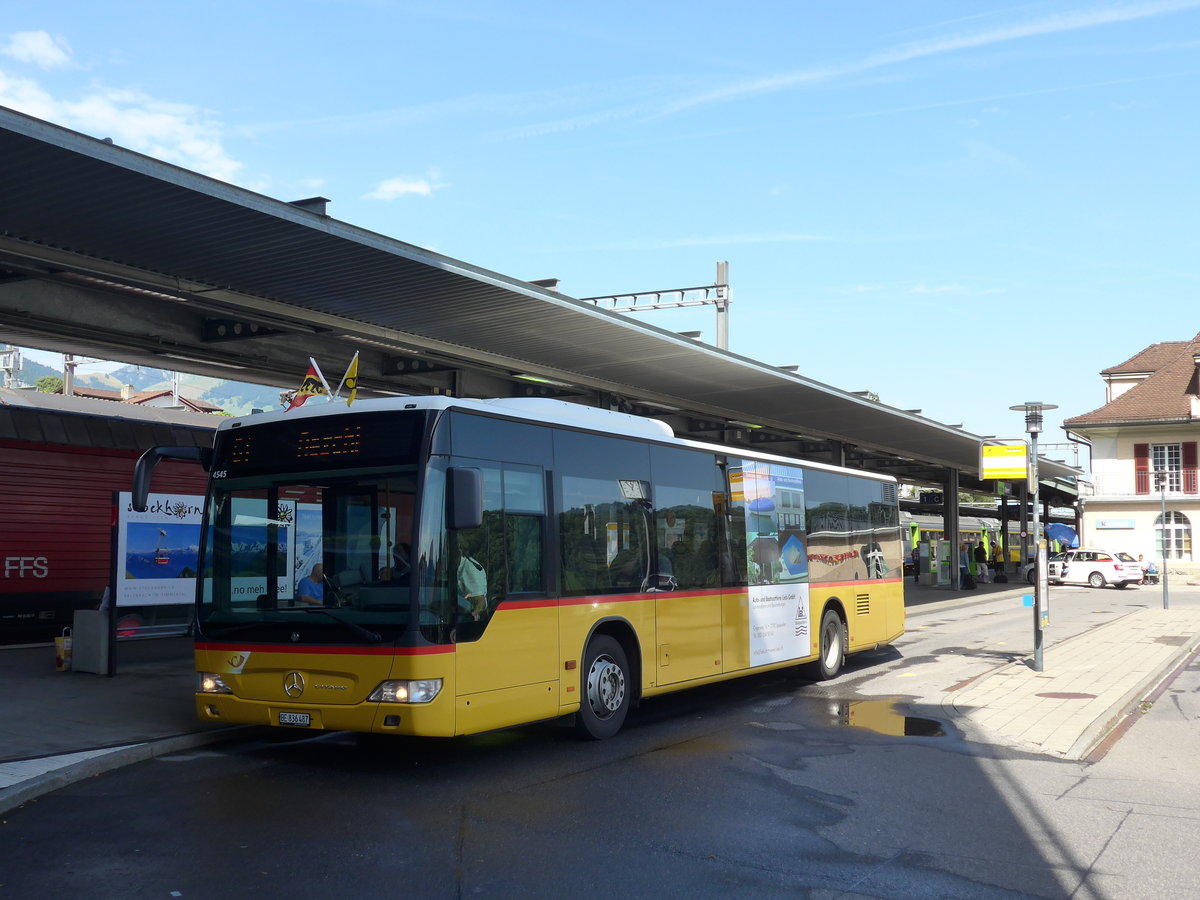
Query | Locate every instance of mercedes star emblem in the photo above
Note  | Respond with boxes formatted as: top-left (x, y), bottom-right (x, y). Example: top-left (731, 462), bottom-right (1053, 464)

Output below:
top-left (283, 671), bottom-right (305, 698)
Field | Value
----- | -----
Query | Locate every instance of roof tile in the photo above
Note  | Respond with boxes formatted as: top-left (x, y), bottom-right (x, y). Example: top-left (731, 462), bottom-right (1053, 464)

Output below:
top-left (1066, 332), bottom-right (1200, 426)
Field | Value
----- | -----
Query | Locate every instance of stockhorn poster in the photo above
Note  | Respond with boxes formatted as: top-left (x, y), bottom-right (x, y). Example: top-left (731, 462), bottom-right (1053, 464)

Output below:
top-left (115, 491), bottom-right (203, 606)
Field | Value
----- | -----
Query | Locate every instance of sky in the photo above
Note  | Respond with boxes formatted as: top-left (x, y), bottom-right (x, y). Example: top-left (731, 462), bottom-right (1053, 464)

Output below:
top-left (3, 1), bottom-right (1198, 458)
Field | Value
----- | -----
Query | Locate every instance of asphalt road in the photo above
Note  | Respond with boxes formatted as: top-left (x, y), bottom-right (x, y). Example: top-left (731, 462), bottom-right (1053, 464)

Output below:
top-left (3, 586), bottom-right (1198, 899)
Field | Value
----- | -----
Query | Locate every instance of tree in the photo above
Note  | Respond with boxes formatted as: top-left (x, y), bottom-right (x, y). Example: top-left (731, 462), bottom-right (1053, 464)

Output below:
top-left (35, 375), bottom-right (63, 393)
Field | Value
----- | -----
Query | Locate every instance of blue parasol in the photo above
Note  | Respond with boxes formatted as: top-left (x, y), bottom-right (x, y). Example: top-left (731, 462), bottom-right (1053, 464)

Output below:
top-left (1044, 522), bottom-right (1079, 548)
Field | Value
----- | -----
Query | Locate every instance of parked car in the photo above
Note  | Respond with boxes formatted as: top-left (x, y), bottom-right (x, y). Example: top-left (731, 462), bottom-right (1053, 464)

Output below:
top-left (1025, 549), bottom-right (1142, 588)
top-left (1022, 553), bottom-right (1062, 584)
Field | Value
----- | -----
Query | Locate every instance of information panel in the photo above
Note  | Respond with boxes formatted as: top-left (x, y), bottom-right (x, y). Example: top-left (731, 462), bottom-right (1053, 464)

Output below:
top-left (980, 441), bottom-right (1029, 482)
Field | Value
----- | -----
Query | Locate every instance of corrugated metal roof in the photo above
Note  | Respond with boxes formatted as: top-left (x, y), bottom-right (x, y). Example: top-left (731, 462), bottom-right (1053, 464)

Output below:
top-left (0, 104), bottom-right (1080, 493)
top-left (0, 387), bottom-right (216, 450)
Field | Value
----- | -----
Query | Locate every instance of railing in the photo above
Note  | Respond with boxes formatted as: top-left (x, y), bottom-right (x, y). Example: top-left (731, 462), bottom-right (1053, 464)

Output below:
top-left (1097, 469), bottom-right (1199, 496)
top-left (1135, 468), bottom-right (1198, 494)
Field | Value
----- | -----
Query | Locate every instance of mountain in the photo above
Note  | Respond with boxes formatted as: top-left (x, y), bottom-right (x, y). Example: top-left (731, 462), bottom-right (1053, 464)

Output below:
top-left (5, 347), bottom-right (285, 415)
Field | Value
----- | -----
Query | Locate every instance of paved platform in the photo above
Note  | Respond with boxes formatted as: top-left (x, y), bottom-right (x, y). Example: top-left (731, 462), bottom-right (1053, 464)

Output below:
top-left (0, 636), bottom-right (240, 814)
top-left (945, 606), bottom-right (1200, 757)
top-left (3, 580), bottom-right (1198, 814)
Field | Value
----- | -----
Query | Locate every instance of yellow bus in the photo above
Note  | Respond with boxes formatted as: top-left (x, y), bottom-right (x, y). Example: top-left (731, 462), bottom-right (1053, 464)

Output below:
top-left (134, 397), bottom-right (904, 740)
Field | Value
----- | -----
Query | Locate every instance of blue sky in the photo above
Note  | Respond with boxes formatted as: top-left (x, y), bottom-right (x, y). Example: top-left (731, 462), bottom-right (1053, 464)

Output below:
top-left (3, 1), bottom-right (1197, 457)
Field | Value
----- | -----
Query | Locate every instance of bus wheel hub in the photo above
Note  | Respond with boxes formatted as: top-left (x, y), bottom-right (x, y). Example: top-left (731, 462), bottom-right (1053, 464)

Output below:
top-left (587, 656), bottom-right (625, 717)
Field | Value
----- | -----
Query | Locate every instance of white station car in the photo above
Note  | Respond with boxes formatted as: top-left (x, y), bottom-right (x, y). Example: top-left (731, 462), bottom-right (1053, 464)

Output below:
top-left (1036, 549), bottom-right (1142, 589)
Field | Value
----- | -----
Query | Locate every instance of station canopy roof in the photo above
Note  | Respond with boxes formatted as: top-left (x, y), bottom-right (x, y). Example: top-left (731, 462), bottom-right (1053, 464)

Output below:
top-left (0, 105), bottom-right (1080, 503)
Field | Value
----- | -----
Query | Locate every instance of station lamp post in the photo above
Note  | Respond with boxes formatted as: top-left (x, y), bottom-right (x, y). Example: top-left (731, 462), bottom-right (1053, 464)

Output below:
top-left (1011, 401), bottom-right (1056, 673)
top-left (1154, 469), bottom-right (1170, 609)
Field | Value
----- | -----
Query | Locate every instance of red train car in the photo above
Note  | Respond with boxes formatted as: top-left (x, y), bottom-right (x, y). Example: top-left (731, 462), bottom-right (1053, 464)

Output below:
top-left (1, 388), bottom-right (216, 644)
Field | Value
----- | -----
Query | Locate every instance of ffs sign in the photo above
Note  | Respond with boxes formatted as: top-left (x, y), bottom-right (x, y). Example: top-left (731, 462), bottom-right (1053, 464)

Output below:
top-left (4, 556), bottom-right (49, 578)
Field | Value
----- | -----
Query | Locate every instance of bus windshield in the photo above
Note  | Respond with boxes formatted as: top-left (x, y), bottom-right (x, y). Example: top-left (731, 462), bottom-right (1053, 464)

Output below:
top-left (197, 470), bottom-right (419, 644)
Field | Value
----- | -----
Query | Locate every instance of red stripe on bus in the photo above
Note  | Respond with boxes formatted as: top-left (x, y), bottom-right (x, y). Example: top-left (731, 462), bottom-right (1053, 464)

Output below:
top-left (495, 598), bottom-right (557, 610)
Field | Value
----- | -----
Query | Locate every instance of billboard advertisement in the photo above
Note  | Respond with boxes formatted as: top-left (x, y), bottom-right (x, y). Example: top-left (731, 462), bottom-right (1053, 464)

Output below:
top-left (114, 491), bottom-right (203, 606)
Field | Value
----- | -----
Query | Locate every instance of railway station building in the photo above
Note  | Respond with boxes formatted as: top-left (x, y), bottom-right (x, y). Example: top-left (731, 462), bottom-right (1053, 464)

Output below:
top-left (1065, 332), bottom-right (1200, 581)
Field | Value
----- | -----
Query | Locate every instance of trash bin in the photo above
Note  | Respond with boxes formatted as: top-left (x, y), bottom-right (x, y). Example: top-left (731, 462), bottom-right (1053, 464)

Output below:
top-left (72, 610), bottom-right (110, 674)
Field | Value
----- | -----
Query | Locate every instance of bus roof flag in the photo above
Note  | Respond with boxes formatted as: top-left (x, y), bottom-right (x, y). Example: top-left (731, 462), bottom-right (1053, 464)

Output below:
top-left (285, 362), bottom-right (328, 411)
top-left (337, 352), bottom-right (360, 407)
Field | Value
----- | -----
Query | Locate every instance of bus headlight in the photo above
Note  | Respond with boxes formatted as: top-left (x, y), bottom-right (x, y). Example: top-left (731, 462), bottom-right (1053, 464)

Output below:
top-left (369, 679), bottom-right (442, 704)
top-left (197, 672), bottom-right (233, 694)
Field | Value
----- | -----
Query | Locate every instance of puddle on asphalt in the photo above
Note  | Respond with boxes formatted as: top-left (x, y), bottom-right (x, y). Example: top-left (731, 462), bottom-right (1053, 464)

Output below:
top-left (824, 699), bottom-right (946, 737)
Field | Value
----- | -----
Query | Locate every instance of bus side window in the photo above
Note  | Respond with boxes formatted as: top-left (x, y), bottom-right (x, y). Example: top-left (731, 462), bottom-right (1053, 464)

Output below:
top-left (650, 445), bottom-right (722, 590)
top-left (449, 461), bottom-right (546, 634)
top-left (502, 464), bottom-right (545, 597)
top-left (554, 432), bottom-right (652, 597)
top-left (506, 515), bottom-right (542, 593)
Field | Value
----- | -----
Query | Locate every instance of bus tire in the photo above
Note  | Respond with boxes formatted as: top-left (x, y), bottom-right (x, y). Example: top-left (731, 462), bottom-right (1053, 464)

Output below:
top-left (575, 635), bottom-right (630, 740)
top-left (810, 608), bottom-right (846, 681)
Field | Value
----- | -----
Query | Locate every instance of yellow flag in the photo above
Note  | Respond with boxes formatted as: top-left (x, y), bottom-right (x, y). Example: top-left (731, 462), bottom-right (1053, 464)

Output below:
top-left (343, 355), bottom-right (359, 407)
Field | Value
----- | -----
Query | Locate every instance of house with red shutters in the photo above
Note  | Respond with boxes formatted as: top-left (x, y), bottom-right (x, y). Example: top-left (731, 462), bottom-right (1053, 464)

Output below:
top-left (1064, 333), bottom-right (1200, 581)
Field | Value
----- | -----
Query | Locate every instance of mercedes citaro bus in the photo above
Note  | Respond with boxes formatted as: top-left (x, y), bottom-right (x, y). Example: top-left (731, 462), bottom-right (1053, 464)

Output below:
top-left (134, 396), bottom-right (904, 739)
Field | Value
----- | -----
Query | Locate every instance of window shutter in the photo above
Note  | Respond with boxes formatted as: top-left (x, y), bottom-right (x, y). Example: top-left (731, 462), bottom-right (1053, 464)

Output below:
top-left (1184, 442), bottom-right (1198, 494)
top-left (1134, 444), bottom-right (1150, 494)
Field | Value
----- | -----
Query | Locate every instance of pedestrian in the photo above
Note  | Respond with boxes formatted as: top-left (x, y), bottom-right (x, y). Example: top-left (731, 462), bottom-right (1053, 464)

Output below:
top-left (911, 545), bottom-right (920, 583)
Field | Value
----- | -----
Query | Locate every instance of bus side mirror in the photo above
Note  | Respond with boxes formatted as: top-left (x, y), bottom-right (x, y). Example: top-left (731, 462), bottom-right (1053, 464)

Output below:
top-left (133, 446), bottom-right (213, 511)
top-left (447, 467), bottom-right (483, 530)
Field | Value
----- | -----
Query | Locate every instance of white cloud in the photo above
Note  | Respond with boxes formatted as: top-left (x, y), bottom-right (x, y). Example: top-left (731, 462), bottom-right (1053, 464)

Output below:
top-left (566, 233), bottom-right (826, 253)
top-left (1, 31), bottom-right (71, 69)
top-left (652, 233), bottom-right (824, 248)
top-left (0, 70), bottom-right (57, 118)
top-left (961, 138), bottom-right (1025, 174)
top-left (835, 284), bottom-right (890, 294)
top-left (365, 172), bottom-right (445, 201)
top-left (909, 283), bottom-right (1005, 296)
top-left (0, 76), bottom-right (244, 183)
top-left (63, 89), bottom-right (243, 182)
top-left (663, 0), bottom-right (1200, 115)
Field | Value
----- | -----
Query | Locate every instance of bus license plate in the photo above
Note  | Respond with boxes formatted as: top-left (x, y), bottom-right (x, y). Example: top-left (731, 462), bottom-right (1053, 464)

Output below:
top-left (279, 712), bottom-right (311, 727)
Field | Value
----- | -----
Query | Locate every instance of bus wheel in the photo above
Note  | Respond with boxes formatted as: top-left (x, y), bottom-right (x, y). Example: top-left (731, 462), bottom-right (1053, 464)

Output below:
top-left (810, 608), bottom-right (846, 681)
top-left (575, 635), bottom-right (630, 740)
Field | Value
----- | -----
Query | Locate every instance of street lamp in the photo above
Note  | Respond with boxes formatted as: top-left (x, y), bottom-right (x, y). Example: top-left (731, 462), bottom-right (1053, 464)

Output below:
top-left (1010, 401), bottom-right (1057, 673)
top-left (1154, 469), bottom-right (1170, 609)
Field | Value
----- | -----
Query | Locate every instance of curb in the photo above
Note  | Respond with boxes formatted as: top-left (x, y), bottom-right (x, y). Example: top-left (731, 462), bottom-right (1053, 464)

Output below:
top-left (0, 727), bottom-right (249, 816)
top-left (1069, 634), bottom-right (1200, 761)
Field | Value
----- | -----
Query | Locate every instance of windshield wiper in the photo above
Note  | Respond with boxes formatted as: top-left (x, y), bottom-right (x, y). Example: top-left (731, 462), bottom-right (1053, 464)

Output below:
top-left (303, 607), bottom-right (383, 643)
